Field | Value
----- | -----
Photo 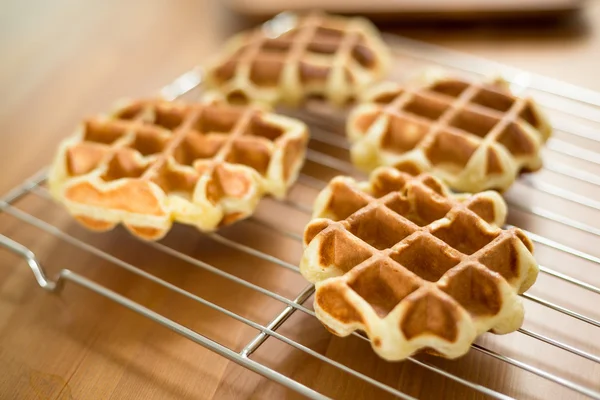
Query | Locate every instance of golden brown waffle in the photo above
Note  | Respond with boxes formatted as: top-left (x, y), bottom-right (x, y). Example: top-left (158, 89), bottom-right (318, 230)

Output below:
top-left (49, 99), bottom-right (309, 240)
top-left (204, 11), bottom-right (391, 107)
top-left (347, 72), bottom-right (552, 192)
top-left (300, 167), bottom-right (538, 360)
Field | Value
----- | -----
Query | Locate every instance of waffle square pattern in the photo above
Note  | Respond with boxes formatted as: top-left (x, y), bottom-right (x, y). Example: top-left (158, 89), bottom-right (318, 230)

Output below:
top-left (300, 167), bottom-right (538, 360)
top-left (49, 99), bottom-right (309, 240)
top-left (205, 11), bottom-right (391, 107)
top-left (348, 73), bottom-right (552, 192)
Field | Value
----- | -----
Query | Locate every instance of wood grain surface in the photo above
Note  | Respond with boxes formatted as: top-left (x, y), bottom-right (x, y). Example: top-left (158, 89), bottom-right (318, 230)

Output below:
top-left (1, 1), bottom-right (600, 399)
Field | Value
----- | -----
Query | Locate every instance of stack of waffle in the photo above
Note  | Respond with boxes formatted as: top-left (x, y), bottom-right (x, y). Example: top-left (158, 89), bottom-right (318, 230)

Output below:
top-left (48, 11), bottom-right (550, 361)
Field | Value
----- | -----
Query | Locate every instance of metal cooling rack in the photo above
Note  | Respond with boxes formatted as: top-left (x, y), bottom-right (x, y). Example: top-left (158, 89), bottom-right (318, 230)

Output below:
top-left (1, 34), bottom-right (600, 399)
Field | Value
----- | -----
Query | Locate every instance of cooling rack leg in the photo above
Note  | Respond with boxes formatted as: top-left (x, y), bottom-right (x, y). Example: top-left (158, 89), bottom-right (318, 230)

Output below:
top-left (0, 237), bottom-right (329, 400)
top-left (241, 284), bottom-right (315, 358)
top-left (0, 234), bottom-right (60, 292)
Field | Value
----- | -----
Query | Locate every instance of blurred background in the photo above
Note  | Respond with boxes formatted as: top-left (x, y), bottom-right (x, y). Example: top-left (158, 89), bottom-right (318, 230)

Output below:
top-left (1, 1), bottom-right (600, 399)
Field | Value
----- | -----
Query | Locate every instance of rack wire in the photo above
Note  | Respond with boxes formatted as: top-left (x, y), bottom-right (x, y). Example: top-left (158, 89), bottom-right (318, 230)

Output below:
top-left (1, 34), bottom-right (600, 399)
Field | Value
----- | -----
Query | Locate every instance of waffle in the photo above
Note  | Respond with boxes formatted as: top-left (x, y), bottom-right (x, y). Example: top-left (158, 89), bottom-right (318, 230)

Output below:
top-left (300, 167), bottom-right (538, 360)
top-left (49, 99), bottom-right (309, 240)
top-left (347, 72), bottom-right (552, 192)
top-left (204, 11), bottom-right (391, 107)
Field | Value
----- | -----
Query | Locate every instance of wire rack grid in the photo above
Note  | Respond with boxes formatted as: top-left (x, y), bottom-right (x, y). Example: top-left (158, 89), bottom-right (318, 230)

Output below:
top-left (1, 34), bottom-right (600, 399)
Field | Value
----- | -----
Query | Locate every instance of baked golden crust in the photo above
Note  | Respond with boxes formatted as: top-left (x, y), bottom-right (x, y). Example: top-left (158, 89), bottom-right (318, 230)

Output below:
top-left (347, 72), bottom-right (552, 192)
top-left (205, 11), bottom-right (391, 107)
top-left (49, 98), bottom-right (309, 240)
top-left (300, 167), bottom-right (538, 360)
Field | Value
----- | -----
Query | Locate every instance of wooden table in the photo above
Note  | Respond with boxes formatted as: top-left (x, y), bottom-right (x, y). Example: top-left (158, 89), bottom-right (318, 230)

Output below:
top-left (1, 1), bottom-right (600, 399)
